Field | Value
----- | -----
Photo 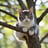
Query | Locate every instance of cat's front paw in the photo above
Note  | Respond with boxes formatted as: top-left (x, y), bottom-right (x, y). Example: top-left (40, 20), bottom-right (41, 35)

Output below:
top-left (29, 31), bottom-right (34, 35)
top-left (22, 28), bottom-right (27, 32)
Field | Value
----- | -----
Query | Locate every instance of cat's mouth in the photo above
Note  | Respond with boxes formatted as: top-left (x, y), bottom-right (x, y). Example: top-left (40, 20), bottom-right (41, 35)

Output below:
top-left (22, 19), bottom-right (31, 23)
top-left (22, 21), bottom-right (31, 24)
top-left (25, 20), bottom-right (29, 22)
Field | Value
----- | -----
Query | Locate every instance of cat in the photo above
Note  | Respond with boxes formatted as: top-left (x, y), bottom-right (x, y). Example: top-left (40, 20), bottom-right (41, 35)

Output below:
top-left (14, 7), bottom-right (39, 43)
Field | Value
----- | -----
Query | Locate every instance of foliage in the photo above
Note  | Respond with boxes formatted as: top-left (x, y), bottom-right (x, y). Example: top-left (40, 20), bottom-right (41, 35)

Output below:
top-left (0, 0), bottom-right (48, 48)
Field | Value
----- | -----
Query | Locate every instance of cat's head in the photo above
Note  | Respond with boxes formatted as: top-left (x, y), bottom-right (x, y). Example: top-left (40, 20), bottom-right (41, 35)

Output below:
top-left (18, 7), bottom-right (34, 23)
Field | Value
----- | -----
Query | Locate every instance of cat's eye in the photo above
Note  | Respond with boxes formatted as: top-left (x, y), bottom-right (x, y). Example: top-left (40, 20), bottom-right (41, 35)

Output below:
top-left (19, 15), bottom-right (25, 21)
top-left (28, 15), bottom-right (33, 19)
top-left (22, 16), bottom-right (25, 19)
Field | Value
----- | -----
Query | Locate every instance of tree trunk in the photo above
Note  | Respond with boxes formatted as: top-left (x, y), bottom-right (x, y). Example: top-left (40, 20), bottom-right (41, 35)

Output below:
top-left (25, 34), bottom-right (41, 48)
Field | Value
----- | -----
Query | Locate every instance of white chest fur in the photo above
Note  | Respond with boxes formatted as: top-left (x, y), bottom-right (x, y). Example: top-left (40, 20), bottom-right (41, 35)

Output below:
top-left (18, 19), bottom-right (35, 32)
top-left (19, 20), bottom-right (34, 28)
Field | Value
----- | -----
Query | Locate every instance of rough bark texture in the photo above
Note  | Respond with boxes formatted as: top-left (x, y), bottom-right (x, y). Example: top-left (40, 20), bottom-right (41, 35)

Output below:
top-left (26, 0), bottom-right (33, 9)
top-left (17, 0), bottom-right (27, 10)
top-left (24, 34), bottom-right (41, 48)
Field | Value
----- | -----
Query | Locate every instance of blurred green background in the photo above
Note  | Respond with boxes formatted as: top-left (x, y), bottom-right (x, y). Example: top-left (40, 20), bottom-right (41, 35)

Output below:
top-left (0, 0), bottom-right (48, 48)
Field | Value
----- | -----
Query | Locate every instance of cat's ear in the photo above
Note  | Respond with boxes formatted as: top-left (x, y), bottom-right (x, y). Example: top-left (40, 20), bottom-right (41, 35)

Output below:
top-left (29, 7), bottom-right (33, 13)
top-left (18, 8), bottom-right (22, 14)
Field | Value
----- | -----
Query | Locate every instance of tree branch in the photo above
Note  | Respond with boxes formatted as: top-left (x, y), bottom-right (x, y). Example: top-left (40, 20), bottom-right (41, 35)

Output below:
top-left (0, 4), bottom-right (9, 7)
top-left (0, 9), bottom-right (18, 21)
top-left (26, 34), bottom-right (41, 48)
top-left (17, 0), bottom-right (27, 10)
top-left (6, 0), bottom-right (12, 8)
top-left (33, 1), bottom-right (37, 19)
top-left (6, 0), bottom-right (17, 14)
top-left (37, 8), bottom-right (48, 24)
top-left (26, 0), bottom-right (33, 9)
top-left (0, 21), bottom-right (26, 33)
top-left (40, 33), bottom-right (48, 43)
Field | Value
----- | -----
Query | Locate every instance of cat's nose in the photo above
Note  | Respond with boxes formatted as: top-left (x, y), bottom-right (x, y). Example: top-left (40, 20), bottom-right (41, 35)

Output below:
top-left (26, 20), bottom-right (28, 22)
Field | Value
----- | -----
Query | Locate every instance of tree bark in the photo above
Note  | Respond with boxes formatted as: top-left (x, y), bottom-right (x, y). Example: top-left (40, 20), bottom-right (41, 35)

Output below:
top-left (37, 8), bottom-right (48, 24)
top-left (17, 0), bottom-right (27, 10)
top-left (25, 34), bottom-right (41, 48)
